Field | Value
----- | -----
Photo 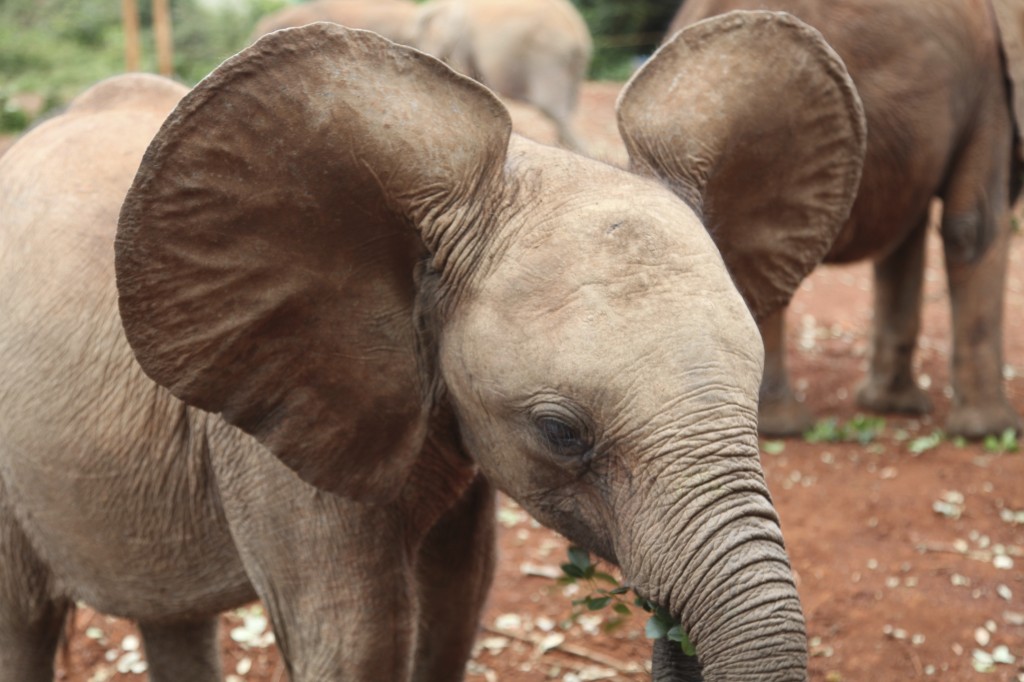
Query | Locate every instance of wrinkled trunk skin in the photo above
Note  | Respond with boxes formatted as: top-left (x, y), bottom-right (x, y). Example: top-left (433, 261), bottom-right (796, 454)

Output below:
top-left (658, 520), bottom-right (807, 681)
top-left (626, 450), bottom-right (808, 682)
top-left (646, 528), bottom-right (807, 681)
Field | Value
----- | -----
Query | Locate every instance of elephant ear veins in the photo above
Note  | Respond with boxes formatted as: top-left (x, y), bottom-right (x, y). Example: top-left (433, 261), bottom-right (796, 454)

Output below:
top-left (116, 24), bottom-right (511, 502)
top-left (992, 0), bottom-right (1024, 163)
top-left (616, 10), bottom-right (866, 322)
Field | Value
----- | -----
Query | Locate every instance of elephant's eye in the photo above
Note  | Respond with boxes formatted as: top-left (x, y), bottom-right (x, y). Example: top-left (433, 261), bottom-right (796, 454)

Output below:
top-left (536, 415), bottom-right (592, 458)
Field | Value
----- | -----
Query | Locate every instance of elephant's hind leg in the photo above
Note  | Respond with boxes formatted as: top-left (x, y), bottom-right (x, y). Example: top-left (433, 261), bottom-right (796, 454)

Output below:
top-left (943, 215), bottom-right (1022, 438)
top-left (856, 214), bottom-right (932, 416)
top-left (0, 493), bottom-right (71, 682)
top-left (524, 59), bottom-right (587, 154)
top-left (939, 87), bottom-right (1022, 438)
top-left (140, 617), bottom-right (222, 682)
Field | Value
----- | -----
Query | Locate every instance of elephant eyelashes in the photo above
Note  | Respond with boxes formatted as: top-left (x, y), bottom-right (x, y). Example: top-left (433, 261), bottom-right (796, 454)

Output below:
top-left (534, 413), bottom-right (594, 459)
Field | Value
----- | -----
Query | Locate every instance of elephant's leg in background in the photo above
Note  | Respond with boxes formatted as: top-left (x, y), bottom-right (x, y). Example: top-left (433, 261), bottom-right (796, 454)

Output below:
top-left (944, 214), bottom-right (1022, 437)
top-left (940, 99), bottom-right (1022, 438)
top-left (210, 438), bottom-right (421, 681)
top-left (0, 486), bottom-right (70, 682)
top-left (521, 53), bottom-right (587, 154)
top-left (757, 306), bottom-right (813, 436)
top-left (551, 112), bottom-right (587, 156)
top-left (413, 474), bottom-right (496, 682)
top-left (139, 618), bottom-right (222, 682)
top-left (856, 214), bottom-right (932, 415)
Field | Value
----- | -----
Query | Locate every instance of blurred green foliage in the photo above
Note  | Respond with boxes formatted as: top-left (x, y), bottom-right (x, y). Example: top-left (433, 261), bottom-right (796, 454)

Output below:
top-left (173, 0), bottom-right (290, 82)
top-left (0, 0), bottom-right (681, 131)
top-left (0, 0), bottom-right (288, 131)
top-left (0, 0), bottom-right (126, 116)
top-left (571, 0), bottom-right (681, 80)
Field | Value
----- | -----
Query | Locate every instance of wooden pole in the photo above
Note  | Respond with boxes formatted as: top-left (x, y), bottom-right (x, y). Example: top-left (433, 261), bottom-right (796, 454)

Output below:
top-left (153, 0), bottom-right (174, 77)
top-left (121, 0), bottom-right (141, 72)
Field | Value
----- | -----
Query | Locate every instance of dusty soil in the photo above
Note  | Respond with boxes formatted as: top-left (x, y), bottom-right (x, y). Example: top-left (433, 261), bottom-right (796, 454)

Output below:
top-left (52, 83), bottom-right (1024, 681)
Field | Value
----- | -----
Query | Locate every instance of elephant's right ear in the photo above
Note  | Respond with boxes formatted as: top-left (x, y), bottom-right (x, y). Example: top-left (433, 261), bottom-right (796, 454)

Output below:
top-left (116, 24), bottom-right (511, 501)
top-left (992, 0), bottom-right (1024, 162)
top-left (616, 11), bottom-right (866, 321)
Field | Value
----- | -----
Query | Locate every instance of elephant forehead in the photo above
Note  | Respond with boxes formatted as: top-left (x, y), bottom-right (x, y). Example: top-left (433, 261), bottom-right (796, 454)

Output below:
top-left (446, 194), bottom-right (763, 408)
top-left (500, 143), bottom-right (723, 277)
top-left (493, 184), bottom-right (742, 321)
top-left (466, 273), bottom-right (759, 370)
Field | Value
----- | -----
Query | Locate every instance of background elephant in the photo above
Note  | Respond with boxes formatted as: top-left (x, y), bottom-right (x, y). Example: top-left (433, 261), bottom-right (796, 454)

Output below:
top-left (414, 0), bottom-right (593, 152)
top-left (0, 16), bottom-right (864, 682)
top-left (247, 0), bottom-right (572, 148)
top-left (668, 0), bottom-right (1024, 438)
top-left (249, 0), bottom-right (420, 45)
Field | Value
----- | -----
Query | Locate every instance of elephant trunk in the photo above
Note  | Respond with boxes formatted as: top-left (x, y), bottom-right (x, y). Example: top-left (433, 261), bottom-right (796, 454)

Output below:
top-left (650, 533), bottom-right (806, 682)
top-left (624, 457), bottom-right (808, 682)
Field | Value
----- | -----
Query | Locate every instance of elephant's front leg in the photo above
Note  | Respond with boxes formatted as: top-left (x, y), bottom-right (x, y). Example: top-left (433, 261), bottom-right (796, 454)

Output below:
top-left (856, 214), bottom-right (932, 415)
top-left (0, 485), bottom-right (71, 682)
top-left (758, 306), bottom-right (813, 436)
top-left (944, 212), bottom-right (1022, 438)
top-left (211, 439), bottom-right (421, 681)
top-left (413, 474), bottom-right (496, 682)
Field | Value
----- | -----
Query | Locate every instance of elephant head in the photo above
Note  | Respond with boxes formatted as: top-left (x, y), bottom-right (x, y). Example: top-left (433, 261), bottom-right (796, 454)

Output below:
top-left (116, 15), bottom-right (864, 681)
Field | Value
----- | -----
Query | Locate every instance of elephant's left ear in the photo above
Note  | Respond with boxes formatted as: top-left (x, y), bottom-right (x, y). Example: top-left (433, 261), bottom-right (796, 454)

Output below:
top-left (117, 24), bottom-right (511, 502)
top-left (992, 0), bottom-right (1024, 161)
top-left (616, 10), bottom-right (866, 321)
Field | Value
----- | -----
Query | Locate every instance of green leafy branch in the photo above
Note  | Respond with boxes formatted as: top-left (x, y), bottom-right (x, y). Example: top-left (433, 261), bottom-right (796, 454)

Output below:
top-left (559, 547), bottom-right (696, 656)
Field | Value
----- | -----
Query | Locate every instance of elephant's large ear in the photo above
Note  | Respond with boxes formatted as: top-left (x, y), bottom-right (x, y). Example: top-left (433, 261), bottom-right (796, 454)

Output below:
top-left (992, 0), bottom-right (1024, 161)
top-left (616, 11), bottom-right (865, 321)
top-left (116, 24), bottom-right (511, 501)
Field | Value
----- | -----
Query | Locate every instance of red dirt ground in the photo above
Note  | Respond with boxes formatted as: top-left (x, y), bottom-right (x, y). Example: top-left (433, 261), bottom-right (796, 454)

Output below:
top-left (32, 83), bottom-right (1024, 680)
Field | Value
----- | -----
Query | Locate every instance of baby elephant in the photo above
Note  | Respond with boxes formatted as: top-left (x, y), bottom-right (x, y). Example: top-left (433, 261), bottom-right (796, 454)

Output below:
top-left (0, 16), bottom-right (864, 682)
top-left (670, 0), bottom-right (1024, 437)
top-left (249, 0), bottom-right (420, 45)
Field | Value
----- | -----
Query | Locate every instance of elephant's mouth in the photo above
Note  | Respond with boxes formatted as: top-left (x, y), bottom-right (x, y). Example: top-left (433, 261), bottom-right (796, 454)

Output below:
top-left (652, 636), bottom-right (705, 682)
top-left (624, 587), bottom-right (705, 680)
